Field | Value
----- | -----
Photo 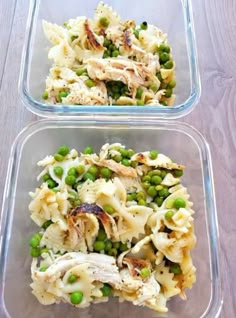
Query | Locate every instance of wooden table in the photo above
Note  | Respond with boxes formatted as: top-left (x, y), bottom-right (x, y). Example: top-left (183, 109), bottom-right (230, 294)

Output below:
top-left (0, 0), bottom-right (235, 316)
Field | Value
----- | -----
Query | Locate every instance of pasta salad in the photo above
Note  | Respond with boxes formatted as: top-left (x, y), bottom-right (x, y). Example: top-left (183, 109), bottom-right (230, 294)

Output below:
top-left (28, 143), bottom-right (196, 313)
top-left (42, 2), bottom-right (176, 106)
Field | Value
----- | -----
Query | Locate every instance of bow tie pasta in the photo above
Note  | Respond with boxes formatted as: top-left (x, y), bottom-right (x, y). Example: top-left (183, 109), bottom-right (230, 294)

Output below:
top-left (28, 143), bottom-right (196, 312)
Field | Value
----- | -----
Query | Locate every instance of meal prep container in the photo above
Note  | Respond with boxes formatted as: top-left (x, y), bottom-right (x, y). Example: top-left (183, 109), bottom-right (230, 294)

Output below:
top-left (0, 119), bottom-right (222, 318)
top-left (20, 0), bottom-right (200, 118)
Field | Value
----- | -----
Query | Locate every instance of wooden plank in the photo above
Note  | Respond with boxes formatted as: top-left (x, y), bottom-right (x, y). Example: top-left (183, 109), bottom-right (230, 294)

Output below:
top-left (0, 0), bottom-right (235, 316)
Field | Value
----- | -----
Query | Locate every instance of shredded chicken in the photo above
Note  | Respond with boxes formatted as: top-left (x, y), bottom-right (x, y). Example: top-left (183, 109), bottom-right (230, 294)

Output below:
top-left (86, 58), bottom-right (159, 90)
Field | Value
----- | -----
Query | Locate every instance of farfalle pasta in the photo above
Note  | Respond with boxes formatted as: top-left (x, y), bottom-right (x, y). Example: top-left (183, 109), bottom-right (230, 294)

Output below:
top-left (28, 142), bottom-right (196, 312)
top-left (42, 2), bottom-right (176, 107)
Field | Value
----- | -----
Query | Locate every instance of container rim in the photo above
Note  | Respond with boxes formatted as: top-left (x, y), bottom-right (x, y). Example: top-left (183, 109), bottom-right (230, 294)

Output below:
top-left (0, 118), bottom-right (222, 317)
top-left (19, 0), bottom-right (201, 119)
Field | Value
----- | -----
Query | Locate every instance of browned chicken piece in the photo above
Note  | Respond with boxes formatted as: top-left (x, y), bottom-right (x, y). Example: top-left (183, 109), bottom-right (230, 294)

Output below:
top-left (123, 256), bottom-right (151, 278)
top-left (68, 203), bottom-right (115, 239)
top-left (84, 19), bottom-right (104, 50)
top-left (86, 58), bottom-right (159, 89)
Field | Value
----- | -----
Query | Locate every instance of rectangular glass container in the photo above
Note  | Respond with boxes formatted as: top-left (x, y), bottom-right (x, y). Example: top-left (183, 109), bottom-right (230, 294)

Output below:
top-left (0, 119), bottom-right (222, 317)
top-left (19, 0), bottom-right (200, 118)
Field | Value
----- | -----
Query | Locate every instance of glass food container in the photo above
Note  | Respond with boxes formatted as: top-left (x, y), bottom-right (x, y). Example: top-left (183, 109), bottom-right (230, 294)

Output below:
top-left (0, 119), bottom-right (222, 318)
top-left (19, 0), bottom-right (200, 118)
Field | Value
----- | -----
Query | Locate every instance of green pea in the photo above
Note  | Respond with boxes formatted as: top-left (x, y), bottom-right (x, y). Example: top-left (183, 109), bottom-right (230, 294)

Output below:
top-left (127, 194), bottom-right (134, 201)
top-left (83, 172), bottom-right (96, 181)
top-left (103, 51), bottom-right (110, 58)
top-left (30, 247), bottom-right (41, 258)
top-left (42, 220), bottom-right (53, 229)
top-left (83, 146), bottom-right (93, 154)
top-left (142, 175), bottom-right (151, 182)
top-left (156, 72), bottom-right (162, 81)
top-left (131, 160), bottom-right (138, 168)
top-left (136, 191), bottom-right (146, 200)
top-left (68, 274), bottom-right (77, 284)
top-left (103, 38), bottom-right (112, 47)
top-left (101, 284), bottom-right (113, 297)
top-left (42, 173), bottom-right (50, 182)
top-left (68, 167), bottom-right (78, 177)
top-left (59, 91), bottom-right (69, 99)
top-left (70, 291), bottom-right (84, 304)
top-left (47, 179), bottom-right (57, 189)
top-left (108, 248), bottom-right (118, 257)
top-left (40, 248), bottom-right (49, 255)
top-left (73, 199), bottom-right (81, 206)
top-left (81, 72), bottom-right (88, 77)
top-left (71, 35), bottom-right (78, 41)
top-left (29, 235), bottom-right (40, 248)
top-left (100, 167), bottom-right (112, 178)
top-left (173, 198), bottom-right (186, 209)
top-left (130, 192), bottom-right (137, 201)
top-left (155, 185), bottom-right (163, 191)
top-left (88, 166), bottom-right (99, 176)
top-left (140, 267), bottom-right (151, 278)
top-left (119, 148), bottom-right (129, 158)
top-left (109, 44), bottom-right (116, 51)
top-left (135, 87), bottom-right (143, 99)
top-left (42, 91), bottom-right (48, 100)
top-left (150, 150), bottom-right (158, 160)
top-left (142, 181), bottom-right (150, 189)
top-left (76, 66), bottom-right (87, 76)
top-left (127, 149), bottom-right (135, 158)
top-left (152, 169), bottom-right (162, 176)
top-left (159, 52), bottom-right (170, 63)
top-left (113, 242), bottom-right (120, 249)
top-left (173, 169), bottom-right (183, 177)
top-left (148, 170), bottom-right (154, 177)
top-left (159, 188), bottom-right (170, 198)
top-left (140, 21), bottom-right (148, 30)
top-left (155, 197), bottom-right (164, 207)
top-left (137, 100), bottom-right (145, 106)
top-left (168, 80), bottom-right (176, 89)
top-left (151, 175), bottom-right (162, 185)
top-left (122, 158), bottom-right (130, 166)
top-left (147, 186), bottom-right (157, 197)
top-left (165, 210), bottom-right (174, 221)
top-left (54, 153), bottom-right (64, 162)
top-left (170, 263), bottom-right (182, 275)
top-left (97, 229), bottom-right (107, 241)
top-left (85, 79), bottom-right (96, 88)
top-left (103, 205), bottom-right (114, 214)
top-left (104, 240), bottom-right (113, 252)
top-left (160, 101), bottom-right (168, 106)
top-left (134, 29), bottom-right (140, 39)
top-left (165, 88), bottom-right (172, 98)
top-left (93, 241), bottom-right (105, 252)
top-left (161, 170), bottom-right (167, 178)
top-left (99, 17), bottom-right (109, 28)
top-left (112, 50), bottom-right (119, 57)
top-left (149, 83), bottom-right (158, 92)
top-left (164, 60), bottom-right (174, 69)
top-left (53, 166), bottom-right (63, 177)
top-left (138, 199), bottom-right (146, 206)
top-left (165, 198), bottom-right (175, 209)
top-left (65, 175), bottom-right (77, 186)
top-left (113, 154), bottom-right (122, 162)
top-left (159, 43), bottom-right (170, 53)
top-left (76, 165), bottom-right (85, 175)
top-left (39, 266), bottom-right (48, 272)
top-left (120, 243), bottom-right (128, 252)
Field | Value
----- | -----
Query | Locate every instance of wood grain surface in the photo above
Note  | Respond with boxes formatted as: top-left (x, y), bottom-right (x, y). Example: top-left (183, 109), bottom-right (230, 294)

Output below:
top-left (0, 0), bottom-right (235, 316)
